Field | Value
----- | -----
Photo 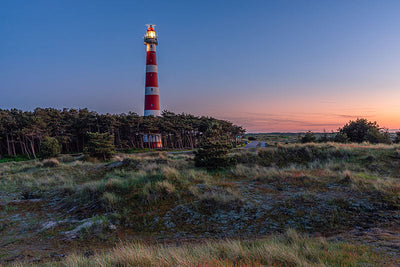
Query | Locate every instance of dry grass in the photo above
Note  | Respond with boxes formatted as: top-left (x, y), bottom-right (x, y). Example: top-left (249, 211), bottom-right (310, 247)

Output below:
top-left (2, 146), bottom-right (400, 266)
top-left (35, 229), bottom-right (389, 267)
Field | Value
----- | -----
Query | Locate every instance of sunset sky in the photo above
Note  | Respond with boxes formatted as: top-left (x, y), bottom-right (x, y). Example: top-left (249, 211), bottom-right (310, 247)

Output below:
top-left (1, 0), bottom-right (400, 132)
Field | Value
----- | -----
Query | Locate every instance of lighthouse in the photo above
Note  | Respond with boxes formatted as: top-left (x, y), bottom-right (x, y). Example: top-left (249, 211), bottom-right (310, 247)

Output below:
top-left (144, 24), bottom-right (160, 117)
top-left (143, 24), bottom-right (162, 148)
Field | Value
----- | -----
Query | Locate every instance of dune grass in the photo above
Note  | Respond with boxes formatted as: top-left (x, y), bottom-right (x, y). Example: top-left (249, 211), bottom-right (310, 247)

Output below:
top-left (2, 144), bottom-right (400, 265)
top-left (23, 229), bottom-right (389, 267)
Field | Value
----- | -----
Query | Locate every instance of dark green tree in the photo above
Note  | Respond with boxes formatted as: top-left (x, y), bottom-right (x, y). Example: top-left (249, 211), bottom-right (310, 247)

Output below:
top-left (194, 123), bottom-right (232, 169)
top-left (338, 118), bottom-right (391, 144)
top-left (40, 136), bottom-right (61, 158)
top-left (84, 132), bottom-right (115, 161)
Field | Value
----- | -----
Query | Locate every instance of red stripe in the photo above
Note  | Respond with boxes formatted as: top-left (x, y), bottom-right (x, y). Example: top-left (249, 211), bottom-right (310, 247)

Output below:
top-left (146, 51), bottom-right (157, 65)
top-left (145, 95), bottom-right (160, 110)
top-left (145, 72), bottom-right (158, 87)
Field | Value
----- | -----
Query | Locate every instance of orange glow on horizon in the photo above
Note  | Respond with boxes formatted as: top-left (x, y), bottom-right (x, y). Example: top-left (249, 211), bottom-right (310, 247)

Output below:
top-left (201, 90), bottom-right (400, 133)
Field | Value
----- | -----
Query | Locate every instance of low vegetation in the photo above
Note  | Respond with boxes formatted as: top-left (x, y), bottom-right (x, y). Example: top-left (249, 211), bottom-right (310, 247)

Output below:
top-left (1, 142), bottom-right (400, 265)
top-left (59, 229), bottom-right (390, 266)
top-left (295, 118), bottom-right (394, 144)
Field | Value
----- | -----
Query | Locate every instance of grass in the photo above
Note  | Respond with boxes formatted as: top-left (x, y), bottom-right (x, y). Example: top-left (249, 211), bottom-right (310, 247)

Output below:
top-left (0, 155), bottom-right (30, 163)
top-left (29, 229), bottom-right (393, 266)
top-left (1, 144), bottom-right (400, 265)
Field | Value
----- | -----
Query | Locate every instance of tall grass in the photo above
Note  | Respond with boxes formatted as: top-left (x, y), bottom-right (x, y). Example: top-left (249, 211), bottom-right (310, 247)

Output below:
top-left (53, 229), bottom-right (389, 266)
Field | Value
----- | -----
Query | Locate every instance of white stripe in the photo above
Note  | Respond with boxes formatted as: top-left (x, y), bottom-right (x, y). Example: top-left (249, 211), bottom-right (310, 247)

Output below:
top-left (146, 44), bottom-right (157, 52)
top-left (145, 87), bottom-right (159, 95)
top-left (144, 110), bottom-right (161, 116)
top-left (146, 65), bottom-right (157, 73)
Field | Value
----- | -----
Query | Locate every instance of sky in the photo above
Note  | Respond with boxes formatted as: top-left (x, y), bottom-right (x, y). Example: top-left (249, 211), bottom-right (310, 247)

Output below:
top-left (1, 0), bottom-right (400, 132)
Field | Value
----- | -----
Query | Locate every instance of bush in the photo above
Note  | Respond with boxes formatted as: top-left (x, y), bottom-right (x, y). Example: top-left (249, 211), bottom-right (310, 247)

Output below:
top-left (338, 118), bottom-right (391, 144)
top-left (333, 132), bottom-right (349, 143)
top-left (194, 123), bottom-right (232, 169)
top-left (84, 132), bottom-right (115, 161)
top-left (40, 137), bottom-right (61, 158)
top-left (394, 132), bottom-right (400, 144)
top-left (317, 131), bottom-right (332, 143)
top-left (367, 127), bottom-right (391, 144)
top-left (301, 131), bottom-right (316, 143)
top-left (42, 158), bottom-right (60, 167)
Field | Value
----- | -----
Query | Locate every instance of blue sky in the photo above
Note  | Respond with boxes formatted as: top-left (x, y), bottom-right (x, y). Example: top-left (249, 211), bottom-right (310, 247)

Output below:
top-left (1, 0), bottom-right (400, 132)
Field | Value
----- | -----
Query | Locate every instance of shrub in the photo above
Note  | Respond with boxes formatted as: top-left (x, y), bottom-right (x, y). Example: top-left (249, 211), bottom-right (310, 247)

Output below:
top-left (300, 131), bottom-right (316, 143)
top-left (393, 131), bottom-right (400, 144)
top-left (317, 131), bottom-right (332, 143)
top-left (229, 150), bottom-right (258, 165)
top-left (84, 132), bottom-right (115, 161)
top-left (42, 158), bottom-right (60, 167)
top-left (333, 132), bottom-right (349, 143)
top-left (195, 123), bottom-right (232, 169)
top-left (40, 136), bottom-right (61, 158)
top-left (338, 118), bottom-right (391, 144)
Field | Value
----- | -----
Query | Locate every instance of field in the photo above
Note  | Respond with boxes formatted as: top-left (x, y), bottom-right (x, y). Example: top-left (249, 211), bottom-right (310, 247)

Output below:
top-left (1, 143), bottom-right (400, 266)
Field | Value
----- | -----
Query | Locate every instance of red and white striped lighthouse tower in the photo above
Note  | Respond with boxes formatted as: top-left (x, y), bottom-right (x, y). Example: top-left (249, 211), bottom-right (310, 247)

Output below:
top-left (144, 24), bottom-right (160, 117)
top-left (143, 24), bottom-right (162, 148)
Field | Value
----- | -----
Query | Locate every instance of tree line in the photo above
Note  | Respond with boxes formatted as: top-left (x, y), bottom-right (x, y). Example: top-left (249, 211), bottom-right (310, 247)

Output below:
top-left (0, 108), bottom-right (245, 159)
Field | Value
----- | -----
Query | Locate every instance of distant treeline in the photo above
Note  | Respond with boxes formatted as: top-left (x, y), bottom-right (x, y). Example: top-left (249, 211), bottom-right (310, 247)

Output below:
top-left (299, 118), bottom-right (397, 144)
top-left (0, 108), bottom-right (245, 158)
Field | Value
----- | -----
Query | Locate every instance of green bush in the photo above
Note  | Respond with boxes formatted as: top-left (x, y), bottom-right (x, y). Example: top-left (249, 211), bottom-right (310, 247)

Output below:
top-left (40, 137), bottom-right (61, 158)
top-left (84, 132), bottom-right (115, 161)
top-left (367, 127), bottom-right (391, 144)
top-left (333, 132), bottom-right (349, 143)
top-left (338, 118), bottom-right (391, 144)
top-left (301, 131), bottom-right (316, 143)
top-left (194, 123), bottom-right (232, 169)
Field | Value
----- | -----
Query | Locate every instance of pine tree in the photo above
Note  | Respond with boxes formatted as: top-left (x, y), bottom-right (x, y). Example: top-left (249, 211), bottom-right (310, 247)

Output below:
top-left (194, 122), bottom-right (232, 169)
top-left (84, 132), bottom-right (115, 161)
